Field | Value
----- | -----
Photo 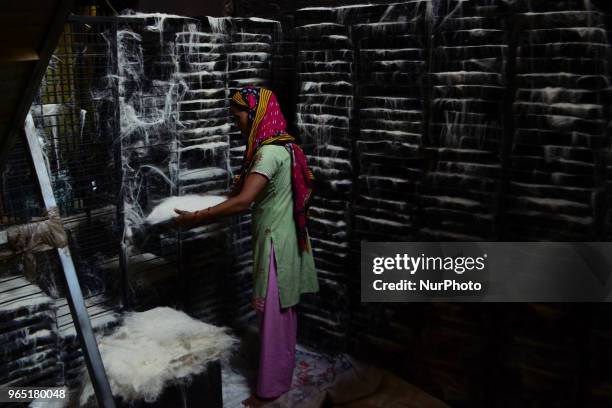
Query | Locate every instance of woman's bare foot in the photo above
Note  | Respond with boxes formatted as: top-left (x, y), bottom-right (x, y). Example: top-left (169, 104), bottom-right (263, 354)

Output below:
top-left (242, 395), bottom-right (264, 407)
top-left (242, 394), bottom-right (278, 407)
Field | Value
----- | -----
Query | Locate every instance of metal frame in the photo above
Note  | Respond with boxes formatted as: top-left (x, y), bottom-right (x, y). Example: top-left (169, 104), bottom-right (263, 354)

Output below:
top-left (24, 113), bottom-right (116, 408)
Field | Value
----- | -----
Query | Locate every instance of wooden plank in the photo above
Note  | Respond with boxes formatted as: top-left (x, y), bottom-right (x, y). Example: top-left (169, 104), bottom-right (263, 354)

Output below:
top-left (0, 0), bottom-right (75, 168)
top-left (0, 63), bottom-right (32, 119)
top-left (0, 49), bottom-right (39, 63)
top-left (0, 77), bottom-right (28, 96)
top-left (0, 26), bottom-right (47, 49)
top-left (0, 14), bottom-right (49, 26)
top-left (0, 61), bottom-right (36, 78)
top-left (1, 1), bottom-right (59, 14)
top-left (0, 101), bottom-right (27, 121)
top-left (0, 99), bottom-right (28, 120)
top-left (0, 109), bottom-right (17, 122)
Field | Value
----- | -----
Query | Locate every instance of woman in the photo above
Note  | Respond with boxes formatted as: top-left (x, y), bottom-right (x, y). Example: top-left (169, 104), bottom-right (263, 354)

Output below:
top-left (173, 86), bottom-right (319, 406)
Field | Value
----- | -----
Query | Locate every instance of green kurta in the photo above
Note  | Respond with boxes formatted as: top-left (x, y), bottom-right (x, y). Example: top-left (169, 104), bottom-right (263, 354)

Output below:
top-left (248, 144), bottom-right (319, 308)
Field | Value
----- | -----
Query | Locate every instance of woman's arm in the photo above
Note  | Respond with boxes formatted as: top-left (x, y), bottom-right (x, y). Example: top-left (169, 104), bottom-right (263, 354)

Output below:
top-left (174, 173), bottom-right (268, 228)
top-left (225, 183), bottom-right (240, 198)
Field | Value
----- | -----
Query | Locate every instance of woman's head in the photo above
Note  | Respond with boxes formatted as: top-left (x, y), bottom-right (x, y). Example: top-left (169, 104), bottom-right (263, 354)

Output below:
top-left (229, 100), bottom-right (250, 136)
top-left (230, 86), bottom-right (288, 146)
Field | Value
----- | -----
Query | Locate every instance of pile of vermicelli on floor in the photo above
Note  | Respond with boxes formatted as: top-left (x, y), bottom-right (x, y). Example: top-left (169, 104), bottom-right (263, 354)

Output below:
top-left (79, 306), bottom-right (237, 406)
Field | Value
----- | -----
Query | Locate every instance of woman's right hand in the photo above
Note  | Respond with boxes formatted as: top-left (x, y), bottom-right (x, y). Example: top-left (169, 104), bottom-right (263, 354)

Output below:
top-left (173, 209), bottom-right (204, 229)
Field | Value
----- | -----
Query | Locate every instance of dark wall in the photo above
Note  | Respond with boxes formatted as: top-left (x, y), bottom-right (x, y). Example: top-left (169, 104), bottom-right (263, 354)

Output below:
top-left (72, 0), bottom-right (227, 17)
top-left (233, 1), bottom-right (612, 407)
top-left (135, 0), bottom-right (225, 16)
top-left (86, 0), bottom-right (227, 16)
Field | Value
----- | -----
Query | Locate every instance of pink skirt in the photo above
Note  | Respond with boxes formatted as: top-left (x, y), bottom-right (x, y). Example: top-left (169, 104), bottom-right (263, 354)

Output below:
top-left (255, 242), bottom-right (298, 399)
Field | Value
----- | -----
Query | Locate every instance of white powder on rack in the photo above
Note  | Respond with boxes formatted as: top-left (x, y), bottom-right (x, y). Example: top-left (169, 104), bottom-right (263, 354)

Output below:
top-left (145, 194), bottom-right (228, 225)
